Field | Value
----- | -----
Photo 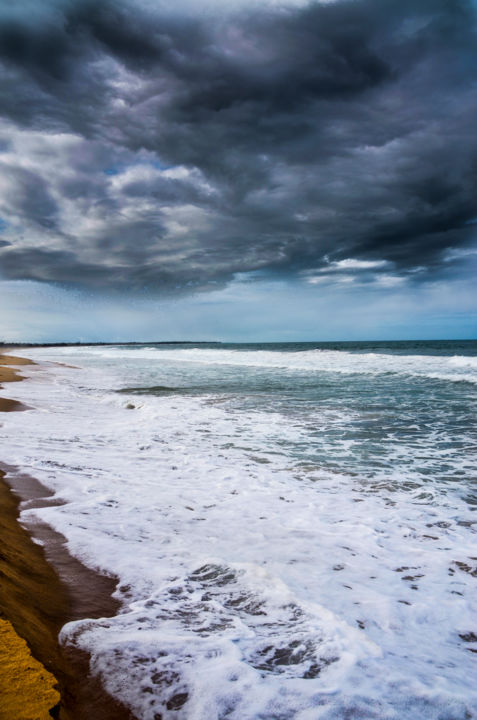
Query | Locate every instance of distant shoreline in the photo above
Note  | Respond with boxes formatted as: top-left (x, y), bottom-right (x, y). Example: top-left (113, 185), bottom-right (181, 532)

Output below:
top-left (1, 340), bottom-right (223, 348)
top-left (1, 338), bottom-right (475, 350)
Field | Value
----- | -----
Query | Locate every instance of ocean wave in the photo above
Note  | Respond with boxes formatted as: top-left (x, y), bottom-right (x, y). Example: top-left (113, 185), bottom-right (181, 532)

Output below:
top-left (62, 346), bottom-right (477, 384)
top-left (2, 347), bottom-right (476, 719)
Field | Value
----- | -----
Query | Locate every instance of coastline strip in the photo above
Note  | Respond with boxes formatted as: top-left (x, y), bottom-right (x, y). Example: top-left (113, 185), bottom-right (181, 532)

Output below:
top-left (0, 354), bottom-right (136, 720)
top-left (0, 353), bottom-right (32, 411)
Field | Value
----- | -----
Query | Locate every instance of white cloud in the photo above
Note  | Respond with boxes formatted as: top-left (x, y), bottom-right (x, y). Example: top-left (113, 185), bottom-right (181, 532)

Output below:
top-left (306, 273), bottom-right (356, 286)
top-left (303, 257), bottom-right (391, 284)
top-left (161, 204), bottom-right (211, 239)
top-left (329, 258), bottom-right (389, 271)
top-left (373, 274), bottom-right (406, 288)
top-left (443, 245), bottom-right (477, 262)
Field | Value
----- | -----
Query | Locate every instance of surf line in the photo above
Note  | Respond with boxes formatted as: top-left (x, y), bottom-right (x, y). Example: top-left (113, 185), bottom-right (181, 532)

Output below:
top-left (0, 352), bottom-right (136, 720)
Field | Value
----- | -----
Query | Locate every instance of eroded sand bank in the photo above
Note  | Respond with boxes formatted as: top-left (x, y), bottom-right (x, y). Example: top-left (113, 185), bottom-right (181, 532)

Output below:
top-left (0, 617), bottom-right (60, 720)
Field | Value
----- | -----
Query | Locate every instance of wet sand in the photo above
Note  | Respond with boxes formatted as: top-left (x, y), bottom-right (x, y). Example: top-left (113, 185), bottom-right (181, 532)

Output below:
top-left (0, 353), bottom-right (31, 411)
top-left (0, 353), bottom-right (137, 720)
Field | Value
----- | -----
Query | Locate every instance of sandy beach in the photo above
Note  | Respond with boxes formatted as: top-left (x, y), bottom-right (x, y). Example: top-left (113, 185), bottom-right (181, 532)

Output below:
top-left (0, 353), bottom-right (136, 720)
top-left (0, 353), bottom-right (31, 412)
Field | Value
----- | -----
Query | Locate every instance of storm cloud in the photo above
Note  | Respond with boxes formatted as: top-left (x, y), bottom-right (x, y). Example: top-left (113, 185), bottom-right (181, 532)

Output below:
top-left (0, 0), bottom-right (476, 293)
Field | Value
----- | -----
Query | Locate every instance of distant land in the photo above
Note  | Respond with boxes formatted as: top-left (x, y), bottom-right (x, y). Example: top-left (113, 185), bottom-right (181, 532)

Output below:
top-left (0, 341), bottom-right (222, 348)
top-left (1, 339), bottom-right (475, 350)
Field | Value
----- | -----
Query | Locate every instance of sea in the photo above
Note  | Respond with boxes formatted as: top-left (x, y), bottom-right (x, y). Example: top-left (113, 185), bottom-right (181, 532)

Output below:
top-left (1, 340), bottom-right (476, 720)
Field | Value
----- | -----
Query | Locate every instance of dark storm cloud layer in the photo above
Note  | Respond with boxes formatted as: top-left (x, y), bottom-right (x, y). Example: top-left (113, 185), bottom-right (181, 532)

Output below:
top-left (0, 0), bottom-right (476, 292)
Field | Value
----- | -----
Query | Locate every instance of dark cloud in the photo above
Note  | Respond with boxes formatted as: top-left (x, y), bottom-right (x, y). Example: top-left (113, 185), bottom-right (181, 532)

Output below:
top-left (0, 162), bottom-right (59, 230)
top-left (0, 0), bottom-right (476, 292)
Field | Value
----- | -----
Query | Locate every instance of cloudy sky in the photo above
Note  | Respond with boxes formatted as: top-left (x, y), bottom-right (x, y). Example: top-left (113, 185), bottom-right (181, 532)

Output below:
top-left (0, 0), bottom-right (476, 342)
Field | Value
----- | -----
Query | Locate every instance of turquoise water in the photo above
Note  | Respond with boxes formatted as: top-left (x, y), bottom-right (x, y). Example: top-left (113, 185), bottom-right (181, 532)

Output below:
top-left (116, 340), bottom-right (477, 506)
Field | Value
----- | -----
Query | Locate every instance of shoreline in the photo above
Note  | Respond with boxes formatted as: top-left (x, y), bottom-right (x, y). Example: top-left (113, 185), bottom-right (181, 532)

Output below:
top-left (0, 352), bottom-right (31, 412)
top-left (0, 353), bottom-right (136, 720)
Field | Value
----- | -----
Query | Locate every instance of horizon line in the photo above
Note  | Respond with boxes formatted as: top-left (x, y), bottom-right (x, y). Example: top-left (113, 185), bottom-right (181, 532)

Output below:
top-left (2, 338), bottom-right (476, 348)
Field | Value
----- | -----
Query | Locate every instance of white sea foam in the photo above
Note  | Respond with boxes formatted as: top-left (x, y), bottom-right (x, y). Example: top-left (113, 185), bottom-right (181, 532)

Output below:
top-left (449, 354), bottom-right (477, 369)
top-left (0, 348), bottom-right (476, 720)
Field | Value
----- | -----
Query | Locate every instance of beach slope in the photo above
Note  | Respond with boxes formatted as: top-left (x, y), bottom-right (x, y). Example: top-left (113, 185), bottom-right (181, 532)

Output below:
top-left (0, 353), bottom-right (135, 720)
